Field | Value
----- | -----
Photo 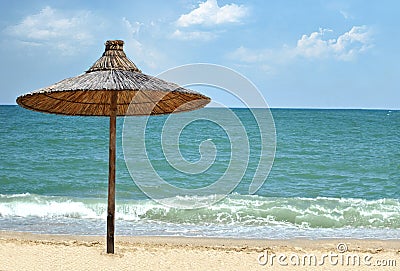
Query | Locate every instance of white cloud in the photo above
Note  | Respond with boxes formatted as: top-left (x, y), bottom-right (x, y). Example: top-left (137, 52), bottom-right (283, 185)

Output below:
top-left (171, 29), bottom-right (217, 41)
top-left (176, 0), bottom-right (248, 27)
top-left (230, 26), bottom-right (372, 66)
top-left (295, 26), bottom-right (372, 60)
top-left (5, 6), bottom-right (96, 55)
top-left (295, 28), bottom-right (334, 59)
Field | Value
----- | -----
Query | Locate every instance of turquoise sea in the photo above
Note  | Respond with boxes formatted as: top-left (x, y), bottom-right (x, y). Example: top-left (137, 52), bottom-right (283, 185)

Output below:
top-left (0, 105), bottom-right (399, 239)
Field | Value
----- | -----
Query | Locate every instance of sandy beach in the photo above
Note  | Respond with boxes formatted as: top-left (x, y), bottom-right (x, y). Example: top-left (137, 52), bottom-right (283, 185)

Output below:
top-left (0, 231), bottom-right (398, 271)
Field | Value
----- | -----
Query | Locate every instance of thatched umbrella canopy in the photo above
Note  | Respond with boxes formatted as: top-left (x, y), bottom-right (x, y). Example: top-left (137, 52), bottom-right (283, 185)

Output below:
top-left (17, 40), bottom-right (209, 116)
top-left (16, 40), bottom-right (210, 253)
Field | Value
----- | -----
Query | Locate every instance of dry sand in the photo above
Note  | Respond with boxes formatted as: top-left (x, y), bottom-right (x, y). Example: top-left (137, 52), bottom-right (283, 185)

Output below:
top-left (0, 231), bottom-right (399, 270)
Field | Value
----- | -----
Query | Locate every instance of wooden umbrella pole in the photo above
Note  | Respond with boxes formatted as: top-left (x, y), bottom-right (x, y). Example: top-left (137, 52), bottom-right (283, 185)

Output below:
top-left (107, 91), bottom-right (118, 254)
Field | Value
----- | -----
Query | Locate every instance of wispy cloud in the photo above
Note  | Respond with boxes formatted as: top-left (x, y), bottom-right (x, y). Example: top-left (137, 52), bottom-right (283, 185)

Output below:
top-left (339, 10), bottom-right (354, 20)
top-left (176, 0), bottom-right (249, 27)
top-left (228, 46), bottom-right (284, 74)
top-left (230, 25), bottom-right (373, 67)
top-left (122, 17), bottom-right (142, 37)
top-left (4, 6), bottom-right (97, 55)
top-left (230, 46), bottom-right (275, 63)
top-left (122, 18), bottom-right (166, 70)
top-left (171, 29), bottom-right (217, 41)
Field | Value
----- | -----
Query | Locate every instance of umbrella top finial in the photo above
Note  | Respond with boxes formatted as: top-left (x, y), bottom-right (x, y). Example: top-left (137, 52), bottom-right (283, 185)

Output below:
top-left (87, 39), bottom-right (141, 73)
top-left (105, 40), bottom-right (124, 51)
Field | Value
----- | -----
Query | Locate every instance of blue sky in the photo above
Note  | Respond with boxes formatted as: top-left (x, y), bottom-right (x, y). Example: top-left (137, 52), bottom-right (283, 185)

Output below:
top-left (0, 0), bottom-right (399, 109)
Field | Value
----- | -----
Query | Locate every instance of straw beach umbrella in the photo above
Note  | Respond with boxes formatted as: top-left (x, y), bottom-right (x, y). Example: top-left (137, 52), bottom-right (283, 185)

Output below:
top-left (16, 40), bottom-right (210, 253)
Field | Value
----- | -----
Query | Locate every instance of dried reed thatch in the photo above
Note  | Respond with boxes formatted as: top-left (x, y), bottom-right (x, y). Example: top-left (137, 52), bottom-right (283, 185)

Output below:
top-left (16, 40), bottom-right (210, 254)
top-left (16, 40), bottom-right (210, 116)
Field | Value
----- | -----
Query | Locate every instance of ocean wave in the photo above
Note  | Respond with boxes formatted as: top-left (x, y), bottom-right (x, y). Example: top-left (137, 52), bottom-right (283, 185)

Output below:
top-left (0, 193), bottom-right (399, 229)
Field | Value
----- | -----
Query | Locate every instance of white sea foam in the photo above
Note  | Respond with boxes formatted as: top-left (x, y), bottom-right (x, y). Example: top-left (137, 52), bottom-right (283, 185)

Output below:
top-left (1, 193), bottom-right (399, 230)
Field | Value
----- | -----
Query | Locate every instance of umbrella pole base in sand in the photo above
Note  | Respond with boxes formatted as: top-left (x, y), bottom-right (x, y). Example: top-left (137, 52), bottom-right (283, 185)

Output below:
top-left (107, 92), bottom-right (117, 254)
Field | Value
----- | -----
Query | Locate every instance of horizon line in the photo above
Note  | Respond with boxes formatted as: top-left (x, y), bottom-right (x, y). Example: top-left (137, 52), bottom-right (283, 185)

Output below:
top-left (2, 104), bottom-right (398, 111)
